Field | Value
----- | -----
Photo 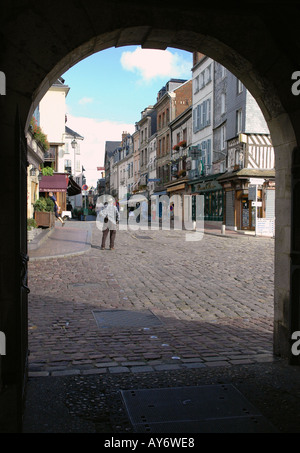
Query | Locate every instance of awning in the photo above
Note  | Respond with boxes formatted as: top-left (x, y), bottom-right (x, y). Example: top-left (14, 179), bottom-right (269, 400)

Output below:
top-left (167, 183), bottom-right (186, 193)
top-left (67, 176), bottom-right (82, 196)
top-left (39, 173), bottom-right (82, 196)
top-left (39, 174), bottom-right (69, 193)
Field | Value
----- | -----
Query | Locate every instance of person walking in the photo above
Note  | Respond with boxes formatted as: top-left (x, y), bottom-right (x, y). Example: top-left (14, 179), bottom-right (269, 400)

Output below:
top-left (49, 192), bottom-right (65, 226)
top-left (100, 200), bottom-right (120, 250)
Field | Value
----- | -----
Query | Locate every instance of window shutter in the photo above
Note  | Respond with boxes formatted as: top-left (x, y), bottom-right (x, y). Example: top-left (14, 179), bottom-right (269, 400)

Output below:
top-left (201, 141), bottom-right (207, 169)
top-left (197, 104), bottom-right (201, 131)
top-left (193, 108), bottom-right (197, 133)
top-left (202, 102), bottom-right (206, 128)
top-left (206, 99), bottom-right (211, 126)
top-left (207, 139), bottom-right (211, 166)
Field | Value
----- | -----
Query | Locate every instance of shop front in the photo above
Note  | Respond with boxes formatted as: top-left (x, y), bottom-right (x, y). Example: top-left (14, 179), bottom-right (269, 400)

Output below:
top-left (189, 175), bottom-right (224, 222)
top-left (39, 173), bottom-right (81, 212)
top-left (166, 180), bottom-right (189, 225)
top-left (218, 169), bottom-right (275, 231)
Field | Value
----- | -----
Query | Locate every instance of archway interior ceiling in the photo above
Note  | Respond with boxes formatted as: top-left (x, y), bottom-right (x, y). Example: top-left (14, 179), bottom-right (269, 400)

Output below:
top-left (1, 0), bottom-right (300, 132)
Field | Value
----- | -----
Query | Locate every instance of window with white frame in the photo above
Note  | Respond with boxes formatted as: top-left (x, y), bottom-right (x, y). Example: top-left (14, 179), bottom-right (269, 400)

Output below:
top-left (198, 64), bottom-right (212, 90)
top-left (200, 139), bottom-right (212, 174)
top-left (237, 79), bottom-right (243, 94)
top-left (236, 109), bottom-right (243, 134)
top-left (199, 72), bottom-right (205, 89)
top-left (221, 93), bottom-right (226, 115)
top-left (194, 75), bottom-right (199, 93)
top-left (221, 125), bottom-right (226, 150)
top-left (64, 159), bottom-right (71, 172)
top-left (193, 98), bottom-right (211, 133)
top-left (205, 65), bottom-right (211, 85)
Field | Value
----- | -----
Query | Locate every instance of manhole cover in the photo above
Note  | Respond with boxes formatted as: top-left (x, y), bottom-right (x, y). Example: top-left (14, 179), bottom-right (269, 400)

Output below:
top-left (121, 385), bottom-right (277, 433)
top-left (92, 309), bottom-right (163, 329)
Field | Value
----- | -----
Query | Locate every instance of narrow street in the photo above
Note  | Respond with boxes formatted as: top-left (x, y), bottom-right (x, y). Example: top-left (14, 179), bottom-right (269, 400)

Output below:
top-left (24, 221), bottom-right (300, 434)
top-left (28, 221), bottom-right (274, 376)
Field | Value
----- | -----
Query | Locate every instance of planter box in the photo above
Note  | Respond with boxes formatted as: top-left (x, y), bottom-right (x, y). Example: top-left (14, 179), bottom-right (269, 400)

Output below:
top-left (34, 211), bottom-right (55, 228)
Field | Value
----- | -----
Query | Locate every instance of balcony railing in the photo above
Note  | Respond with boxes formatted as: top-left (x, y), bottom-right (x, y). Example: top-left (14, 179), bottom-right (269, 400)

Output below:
top-left (44, 149), bottom-right (56, 161)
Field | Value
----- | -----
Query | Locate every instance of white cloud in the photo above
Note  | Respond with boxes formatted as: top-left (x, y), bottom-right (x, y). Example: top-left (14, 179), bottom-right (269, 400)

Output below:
top-left (66, 114), bottom-right (135, 188)
top-left (120, 47), bottom-right (191, 82)
top-left (78, 97), bottom-right (94, 105)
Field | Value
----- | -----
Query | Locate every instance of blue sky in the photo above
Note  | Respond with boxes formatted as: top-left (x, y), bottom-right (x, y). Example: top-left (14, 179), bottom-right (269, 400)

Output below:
top-left (62, 46), bottom-right (193, 186)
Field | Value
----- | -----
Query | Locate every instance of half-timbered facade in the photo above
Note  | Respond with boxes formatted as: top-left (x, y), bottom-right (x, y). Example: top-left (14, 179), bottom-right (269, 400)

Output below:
top-left (218, 133), bottom-right (275, 231)
top-left (227, 133), bottom-right (274, 172)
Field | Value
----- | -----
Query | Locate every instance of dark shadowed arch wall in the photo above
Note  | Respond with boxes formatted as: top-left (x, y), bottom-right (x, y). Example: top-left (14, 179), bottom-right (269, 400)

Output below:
top-left (1, 0), bottom-right (300, 431)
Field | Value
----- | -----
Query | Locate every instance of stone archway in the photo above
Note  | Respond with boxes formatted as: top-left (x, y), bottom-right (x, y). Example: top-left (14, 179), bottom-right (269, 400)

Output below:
top-left (1, 0), bottom-right (300, 432)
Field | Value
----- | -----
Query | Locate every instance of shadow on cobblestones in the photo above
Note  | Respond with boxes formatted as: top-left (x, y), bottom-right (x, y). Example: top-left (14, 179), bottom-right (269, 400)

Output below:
top-left (28, 291), bottom-right (273, 375)
top-left (23, 360), bottom-right (300, 433)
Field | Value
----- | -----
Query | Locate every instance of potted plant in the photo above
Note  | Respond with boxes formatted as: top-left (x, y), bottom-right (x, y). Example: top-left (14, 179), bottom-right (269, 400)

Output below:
top-left (177, 169), bottom-right (186, 178)
top-left (30, 117), bottom-right (50, 151)
top-left (34, 198), bottom-right (55, 228)
top-left (42, 166), bottom-right (54, 176)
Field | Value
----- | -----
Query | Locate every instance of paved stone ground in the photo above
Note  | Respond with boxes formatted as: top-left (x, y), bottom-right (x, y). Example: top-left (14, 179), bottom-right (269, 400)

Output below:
top-left (28, 221), bottom-right (275, 377)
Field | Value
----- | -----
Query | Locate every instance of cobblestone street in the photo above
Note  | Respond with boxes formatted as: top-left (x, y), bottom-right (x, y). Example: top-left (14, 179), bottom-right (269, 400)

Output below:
top-left (28, 222), bottom-right (275, 377)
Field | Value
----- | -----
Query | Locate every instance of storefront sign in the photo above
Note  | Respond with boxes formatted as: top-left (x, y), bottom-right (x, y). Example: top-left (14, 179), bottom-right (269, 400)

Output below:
top-left (196, 180), bottom-right (222, 192)
top-left (256, 218), bottom-right (275, 237)
top-left (249, 178), bottom-right (265, 186)
top-left (228, 137), bottom-right (241, 149)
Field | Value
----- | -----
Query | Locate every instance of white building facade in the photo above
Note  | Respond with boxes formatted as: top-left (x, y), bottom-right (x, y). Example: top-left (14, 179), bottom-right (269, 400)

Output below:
top-left (63, 126), bottom-right (84, 209)
top-left (192, 54), bottom-right (214, 177)
top-left (147, 133), bottom-right (157, 196)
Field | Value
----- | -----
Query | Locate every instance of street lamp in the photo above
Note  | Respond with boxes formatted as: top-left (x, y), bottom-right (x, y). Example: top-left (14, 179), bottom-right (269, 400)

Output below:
top-left (71, 138), bottom-right (77, 177)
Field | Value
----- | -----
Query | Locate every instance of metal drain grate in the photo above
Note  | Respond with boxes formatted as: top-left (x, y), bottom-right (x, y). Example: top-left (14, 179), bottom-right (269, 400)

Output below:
top-left (92, 309), bottom-right (163, 329)
top-left (121, 385), bottom-right (277, 433)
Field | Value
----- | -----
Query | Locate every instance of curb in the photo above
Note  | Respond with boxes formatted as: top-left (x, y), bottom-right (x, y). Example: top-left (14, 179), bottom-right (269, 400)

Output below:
top-left (28, 227), bottom-right (54, 251)
top-left (29, 227), bottom-right (92, 262)
top-left (28, 354), bottom-right (276, 378)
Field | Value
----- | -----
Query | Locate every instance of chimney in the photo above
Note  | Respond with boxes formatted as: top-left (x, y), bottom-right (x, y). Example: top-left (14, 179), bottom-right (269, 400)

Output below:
top-left (193, 52), bottom-right (205, 67)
